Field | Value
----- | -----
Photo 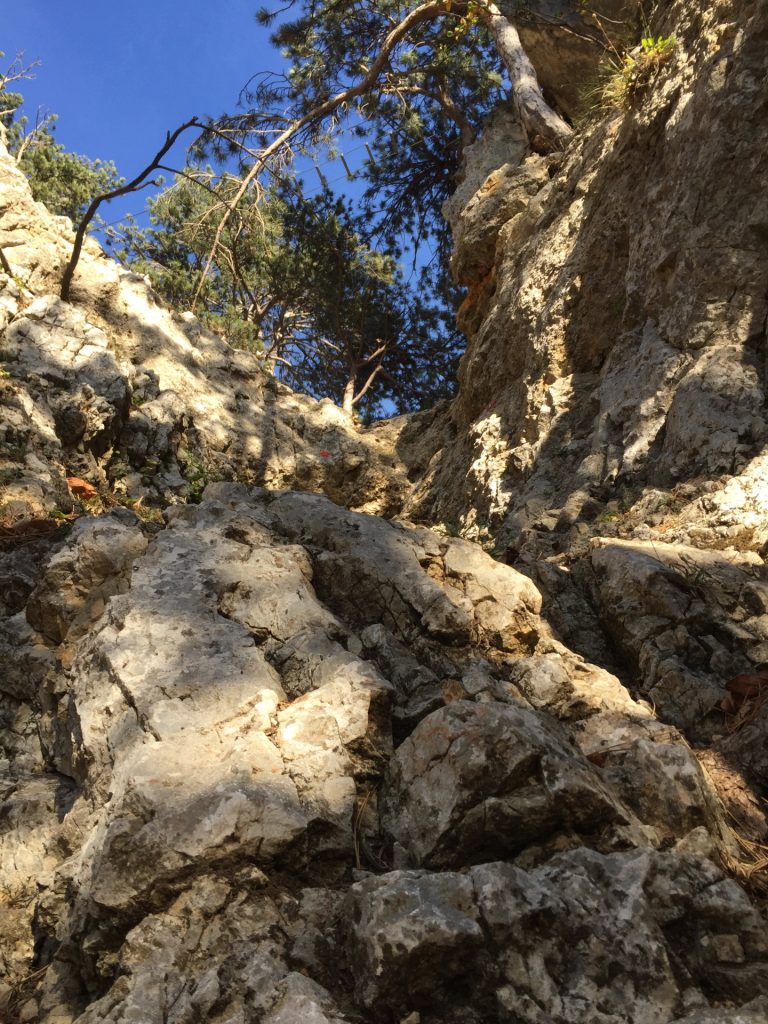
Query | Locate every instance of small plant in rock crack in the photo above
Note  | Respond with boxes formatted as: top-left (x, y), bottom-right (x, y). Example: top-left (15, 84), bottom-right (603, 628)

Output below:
top-left (598, 33), bottom-right (677, 109)
top-left (178, 447), bottom-right (208, 502)
top-left (0, 880), bottom-right (35, 909)
top-left (120, 495), bottom-right (164, 525)
top-left (598, 509), bottom-right (621, 524)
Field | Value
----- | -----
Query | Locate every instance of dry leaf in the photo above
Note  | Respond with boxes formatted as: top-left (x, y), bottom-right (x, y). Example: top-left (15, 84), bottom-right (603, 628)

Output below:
top-left (66, 476), bottom-right (98, 499)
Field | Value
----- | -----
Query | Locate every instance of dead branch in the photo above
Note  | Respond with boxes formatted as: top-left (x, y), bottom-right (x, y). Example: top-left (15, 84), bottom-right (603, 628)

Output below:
top-left (11, 108), bottom-right (55, 164)
top-left (0, 52), bottom-right (40, 96)
top-left (60, 118), bottom-right (204, 301)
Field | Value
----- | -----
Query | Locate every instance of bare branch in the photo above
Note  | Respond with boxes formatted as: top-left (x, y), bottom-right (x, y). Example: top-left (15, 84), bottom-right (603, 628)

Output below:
top-left (191, 0), bottom-right (457, 311)
top-left (11, 107), bottom-right (55, 163)
top-left (478, 1), bottom-right (572, 152)
top-left (0, 52), bottom-right (40, 95)
top-left (353, 358), bottom-right (386, 405)
top-left (60, 118), bottom-right (204, 301)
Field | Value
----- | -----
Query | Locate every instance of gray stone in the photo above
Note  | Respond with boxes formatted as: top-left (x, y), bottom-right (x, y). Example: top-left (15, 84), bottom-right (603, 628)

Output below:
top-left (382, 700), bottom-right (625, 867)
top-left (345, 850), bottom-right (768, 1023)
top-left (346, 870), bottom-right (483, 1012)
top-left (472, 849), bottom-right (768, 1023)
top-left (25, 512), bottom-right (148, 643)
top-left (3, 10), bottom-right (768, 1019)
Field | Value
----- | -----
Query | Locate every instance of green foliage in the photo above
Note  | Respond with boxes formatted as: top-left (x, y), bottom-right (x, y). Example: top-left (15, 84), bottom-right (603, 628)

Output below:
top-left (596, 33), bottom-right (676, 110)
top-left (178, 446), bottom-right (209, 502)
top-left (247, 1), bottom-right (506, 267)
top-left (279, 189), bottom-right (460, 417)
top-left (108, 168), bottom-right (271, 349)
top-left (109, 171), bottom-right (461, 418)
top-left (18, 124), bottom-right (121, 223)
top-left (18, 130), bottom-right (122, 223)
top-left (0, 56), bottom-right (122, 223)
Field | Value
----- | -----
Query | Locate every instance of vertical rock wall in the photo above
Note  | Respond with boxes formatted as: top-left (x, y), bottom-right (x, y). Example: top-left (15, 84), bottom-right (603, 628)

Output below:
top-left (407, 0), bottom-right (768, 556)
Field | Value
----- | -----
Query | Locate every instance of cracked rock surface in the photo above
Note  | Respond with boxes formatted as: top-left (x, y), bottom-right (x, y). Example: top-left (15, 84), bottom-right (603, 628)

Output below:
top-left (1, 486), bottom-right (766, 1022)
top-left (2, 1), bottom-right (768, 1019)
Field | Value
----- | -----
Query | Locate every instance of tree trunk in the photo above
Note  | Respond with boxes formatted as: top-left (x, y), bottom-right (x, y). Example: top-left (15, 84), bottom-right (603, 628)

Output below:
top-left (342, 373), bottom-right (356, 416)
top-left (478, 1), bottom-right (573, 153)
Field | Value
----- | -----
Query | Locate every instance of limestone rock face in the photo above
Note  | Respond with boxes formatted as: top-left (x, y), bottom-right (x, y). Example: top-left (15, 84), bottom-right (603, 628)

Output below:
top-left (2, 0), bottom-right (768, 1020)
top-left (514, 1), bottom-right (643, 121)
top-left (407, 0), bottom-right (768, 553)
top-left (1, 486), bottom-right (766, 1022)
top-left (397, 0), bottom-right (768, 883)
top-left (382, 701), bottom-right (626, 868)
top-left (348, 851), bottom-right (768, 1022)
top-left (590, 539), bottom-right (768, 735)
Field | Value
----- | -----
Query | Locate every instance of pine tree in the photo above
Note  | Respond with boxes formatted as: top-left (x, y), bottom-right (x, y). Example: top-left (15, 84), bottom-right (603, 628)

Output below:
top-left (110, 173), bottom-right (460, 418)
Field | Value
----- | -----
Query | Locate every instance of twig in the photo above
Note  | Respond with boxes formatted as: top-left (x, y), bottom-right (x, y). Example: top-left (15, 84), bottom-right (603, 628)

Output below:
top-left (60, 118), bottom-right (205, 301)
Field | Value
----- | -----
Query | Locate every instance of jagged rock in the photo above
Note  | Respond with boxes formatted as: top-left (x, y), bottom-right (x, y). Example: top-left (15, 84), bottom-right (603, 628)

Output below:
top-left (0, 774), bottom-right (76, 983)
top-left (120, 389), bottom-right (189, 464)
top-left (516, 1), bottom-right (641, 120)
top-left (272, 490), bottom-right (542, 653)
top-left (276, 662), bottom-right (392, 846)
top-left (590, 539), bottom-right (768, 735)
top-left (0, 142), bottom-right (430, 521)
top-left (2, 3), bottom-right (768, 1020)
top-left (672, 1000), bottom-right (768, 1023)
top-left (25, 511), bottom-right (148, 643)
top-left (347, 850), bottom-right (768, 1022)
top-left (0, 611), bottom-right (54, 702)
top-left (3, 299), bottom-right (132, 454)
top-left (406, 1), bottom-right (768, 546)
top-left (1, 482), bottom-right (753, 1021)
top-left (382, 700), bottom-right (626, 868)
top-left (712, 703), bottom-right (768, 837)
top-left (472, 849), bottom-right (768, 1023)
top-left (346, 870), bottom-right (484, 1013)
top-left (359, 622), bottom-right (447, 735)
top-left (51, 875), bottom-right (352, 1024)
top-left (442, 107), bottom-right (533, 286)
top-left (83, 736), bottom-right (306, 915)
top-left (271, 491), bottom-right (475, 644)
top-left (0, 143), bottom-right (72, 297)
top-left (505, 652), bottom-right (635, 719)
top-left (0, 374), bottom-right (70, 519)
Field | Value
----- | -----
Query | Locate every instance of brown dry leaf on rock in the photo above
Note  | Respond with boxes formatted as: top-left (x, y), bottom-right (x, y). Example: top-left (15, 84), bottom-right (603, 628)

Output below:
top-left (66, 476), bottom-right (99, 500)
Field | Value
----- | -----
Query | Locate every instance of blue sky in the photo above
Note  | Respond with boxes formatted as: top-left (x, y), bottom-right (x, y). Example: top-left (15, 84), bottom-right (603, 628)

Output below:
top-left (3, 3), bottom-right (424, 272)
top-left (3, 1), bottom-right (284, 221)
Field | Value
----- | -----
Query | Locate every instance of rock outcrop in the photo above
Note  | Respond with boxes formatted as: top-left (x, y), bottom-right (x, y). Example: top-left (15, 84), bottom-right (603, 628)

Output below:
top-left (2, 0), bottom-right (768, 1021)
top-left (3, 486), bottom-right (767, 1022)
top-left (0, 137), bottom-right (434, 525)
top-left (410, 0), bottom-right (768, 556)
